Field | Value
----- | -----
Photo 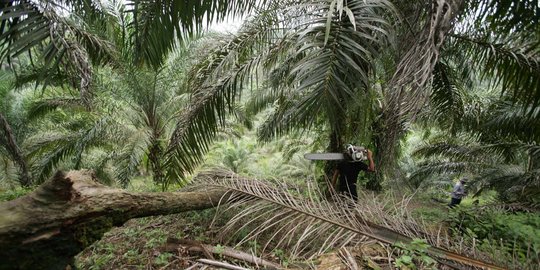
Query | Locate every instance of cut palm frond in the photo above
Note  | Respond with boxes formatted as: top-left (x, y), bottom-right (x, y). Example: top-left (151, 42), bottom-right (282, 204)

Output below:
top-left (190, 169), bottom-right (511, 269)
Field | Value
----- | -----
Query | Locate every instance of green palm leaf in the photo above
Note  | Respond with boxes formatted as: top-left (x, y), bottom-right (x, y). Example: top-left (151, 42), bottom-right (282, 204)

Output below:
top-left (448, 34), bottom-right (540, 108)
top-left (164, 10), bottom-right (281, 182)
top-left (125, 0), bottom-right (270, 69)
top-left (25, 117), bottom-right (114, 183)
top-left (27, 97), bottom-right (85, 121)
top-left (114, 126), bottom-right (153, 187)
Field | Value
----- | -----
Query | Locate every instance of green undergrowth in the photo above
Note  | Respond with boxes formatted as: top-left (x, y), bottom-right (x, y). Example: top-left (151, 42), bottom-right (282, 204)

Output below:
top-left (76, 210), bottom-right (219, 269)
top-left (447, 206), bottom-right (540, 268)
top-left (410, 191), bottom-right (540, 269)
top-left (75, 207), bottom-right (303, 269)
top-left (0, 186), bottom-right (32, 202)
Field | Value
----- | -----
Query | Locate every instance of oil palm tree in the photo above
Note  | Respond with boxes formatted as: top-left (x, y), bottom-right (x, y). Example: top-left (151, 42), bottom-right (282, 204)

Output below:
top-left (166, 0), bottom-right (540, 192)
top-left (110, 63), bottom-right (190, 190)
top-left (0, 71), bottom-right (30, 186)
top-left (1, 0), bottom-right (268, 187)
top-left (409, 89), bottom-right (540, 206)
top-left (164, 0), bottom-right (396, 186)
top-left (371, 0), bottom-right (540, 190)
top-left (3, 0), bottom-right (538, 192)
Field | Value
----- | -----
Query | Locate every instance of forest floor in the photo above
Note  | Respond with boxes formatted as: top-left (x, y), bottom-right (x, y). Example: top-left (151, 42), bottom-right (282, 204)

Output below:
top-left (4, 177), bottom-right (535, 269)
top-left (75, 209), bottom-right (407, 270)
top-left (74, 193), bottom-right (454, 270)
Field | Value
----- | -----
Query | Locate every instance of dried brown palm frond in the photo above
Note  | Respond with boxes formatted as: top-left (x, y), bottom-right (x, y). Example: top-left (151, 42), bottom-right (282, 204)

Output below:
top-left (389, 0), bottom-right (463, 117)
top-left (190, 168), bottom-right (516, 269)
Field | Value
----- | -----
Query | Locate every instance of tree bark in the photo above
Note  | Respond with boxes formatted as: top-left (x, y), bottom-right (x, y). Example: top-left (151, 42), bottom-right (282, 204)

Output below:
top-left (0, 170), bottom-right (226, 270)
top-left (0, 112), bottom-right (30, 187)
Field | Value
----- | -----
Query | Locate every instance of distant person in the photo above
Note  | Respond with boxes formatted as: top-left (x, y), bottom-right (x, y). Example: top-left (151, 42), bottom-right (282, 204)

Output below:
top-left (331, 144), bottom-right (375, 201)
top-left (449, 178), bottom-right (468, 208)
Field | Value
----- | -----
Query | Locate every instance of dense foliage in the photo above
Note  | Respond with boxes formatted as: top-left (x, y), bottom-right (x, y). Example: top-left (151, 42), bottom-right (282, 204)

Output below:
top-left (1, 0), bottom-right (539, 269)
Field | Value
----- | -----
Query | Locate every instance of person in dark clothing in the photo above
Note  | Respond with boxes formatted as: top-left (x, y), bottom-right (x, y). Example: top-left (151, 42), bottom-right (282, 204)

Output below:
top-left (331, 145), bottom-right (375, 201)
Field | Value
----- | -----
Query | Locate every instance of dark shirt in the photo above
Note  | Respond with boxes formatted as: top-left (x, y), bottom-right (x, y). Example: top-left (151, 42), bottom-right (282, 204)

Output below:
top-left (338, 161), bottom-right (368, 182)
top-left (337, 161), bottom-right (369, 198)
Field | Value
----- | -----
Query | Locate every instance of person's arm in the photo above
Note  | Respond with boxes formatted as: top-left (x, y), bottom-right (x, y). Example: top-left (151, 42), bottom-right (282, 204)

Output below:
top-left (366, 149), bottom-right (375, 172)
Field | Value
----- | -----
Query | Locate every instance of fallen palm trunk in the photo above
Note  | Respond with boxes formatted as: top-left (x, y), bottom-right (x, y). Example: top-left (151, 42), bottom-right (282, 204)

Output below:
top-left (0, 170), bottom-right (227, 270)
top-left (165, 237), bottom-right (281, 269)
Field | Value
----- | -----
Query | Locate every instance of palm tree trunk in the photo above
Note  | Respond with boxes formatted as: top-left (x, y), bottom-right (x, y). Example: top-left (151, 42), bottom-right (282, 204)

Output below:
top-left (149, 141), bottom-right (165, 190)
top-left (321, 129), bottom-right (343, 194)
top-left (0, 113), bottom-right (30, 187)
top-left (369, 0), bottom-right (464, 191)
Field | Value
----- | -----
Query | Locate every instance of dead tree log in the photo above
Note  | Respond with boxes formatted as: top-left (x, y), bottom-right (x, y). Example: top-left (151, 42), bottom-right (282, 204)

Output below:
top-left (0, 170), bottom-right (226, 270)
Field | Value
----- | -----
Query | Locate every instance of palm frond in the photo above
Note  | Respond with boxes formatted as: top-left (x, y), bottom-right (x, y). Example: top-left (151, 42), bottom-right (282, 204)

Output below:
top-left (0, 0), bottom-right (116, 106)
top-left (448, 34), bottom-right (540, 108)
top-left (408, 160), bottom-right (473, 185)
top-left (257, 91), bottom-right (319, 142)
top-left (189, 169), bottom-right (510, 269)
top-left (243, 89), bottom-right (274, 119)
top-left (164, 11), bottom-right (281, 182)
top-left (427, 61), bottom-right (466, 130)
top-left (125, 0), bottom-right (270, 69)
top-left (465, 0), bottom-right (540, 33)
top-left (418, 140), bottom-right (530, 163)
top-left (27, 97), bottom-right (85, 121)
top-left (259, 0), bottom-right (393, 142)
top-left (114, 126), bottom-right (152, 187)
top-left (26, 116), bottom-right (113, 183)
top-left (482, 100), bottom-right (540, 142)
top-left (0, 1), bottom-right (115, 62)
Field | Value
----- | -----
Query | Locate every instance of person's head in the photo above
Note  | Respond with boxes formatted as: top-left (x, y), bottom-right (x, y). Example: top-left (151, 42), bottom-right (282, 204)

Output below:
top-left (460, 177), bottom-right (468, 184)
